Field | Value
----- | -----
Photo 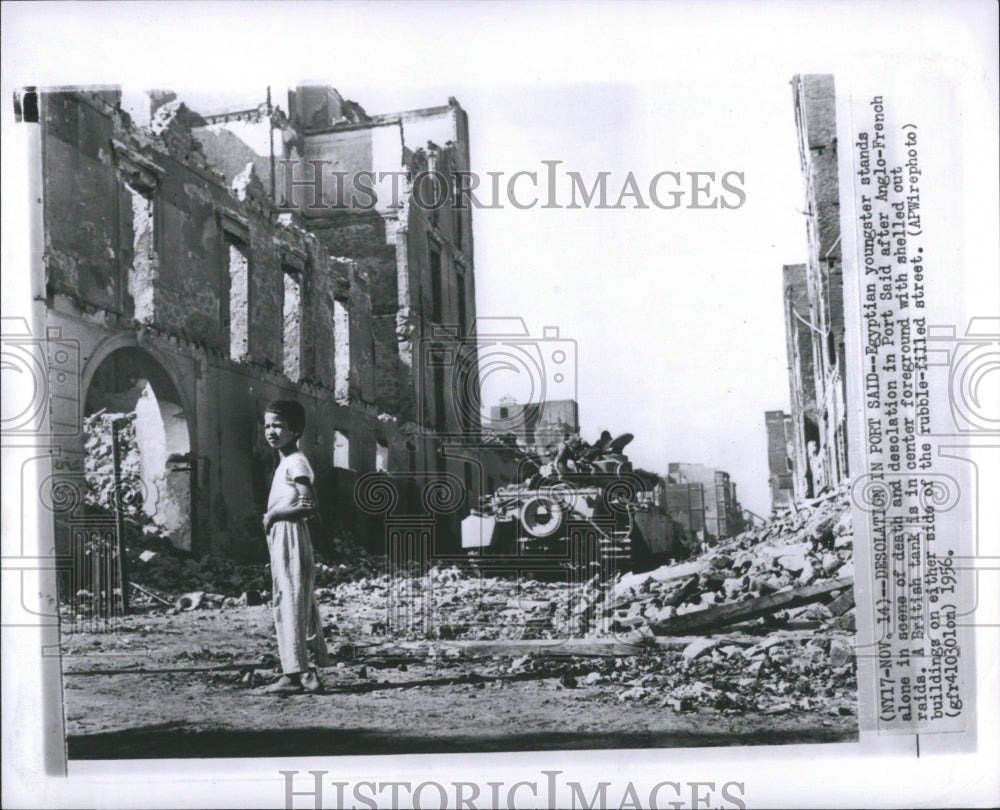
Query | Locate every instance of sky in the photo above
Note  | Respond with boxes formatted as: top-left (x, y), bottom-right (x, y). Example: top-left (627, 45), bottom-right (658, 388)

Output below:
top-left (2, 1), bottom-right (993, 516)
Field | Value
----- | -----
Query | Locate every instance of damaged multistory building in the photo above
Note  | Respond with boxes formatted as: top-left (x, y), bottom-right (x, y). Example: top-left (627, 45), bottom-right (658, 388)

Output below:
top-left (26, 83), bottom-right (502, 561)
top-left (782, 74), bottom-right (848, 501)
top-left (665, 462), bottom-right (745, 548)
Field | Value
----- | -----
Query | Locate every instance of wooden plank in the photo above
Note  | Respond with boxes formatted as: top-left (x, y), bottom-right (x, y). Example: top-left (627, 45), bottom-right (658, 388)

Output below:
top-left (365, 637), bottom-right (690, 658)
top-left (827, 588), bottom-right (856, 617)
top-left (663, 575), bottom-right (700, 607)
top-left (649, 577), bottom-right (853, 636)
top-left (64, 643), bottom-right (677, 673)
top-left (63, 630), bottom-right (836, 675)
top-left (130, 582), bottom-right (173, 606)
top-left (358, 632), bottom-right (822, 659)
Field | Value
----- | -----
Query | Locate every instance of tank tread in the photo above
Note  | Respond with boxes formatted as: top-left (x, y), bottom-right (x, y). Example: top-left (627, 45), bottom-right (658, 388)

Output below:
top-left (466, 535), bottom-right (636, 577)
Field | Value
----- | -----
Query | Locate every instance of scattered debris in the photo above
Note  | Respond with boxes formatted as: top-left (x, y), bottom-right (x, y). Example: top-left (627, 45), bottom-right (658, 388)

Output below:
top-left (129, 582), bottom-right (172, 606)
top-left (558, 672), bottom-right (578, 689)
top-left (682, 638), bottom-right (717, 663)
top-left (95, 483), bottom-right (857, 717)
top-left (175, 592), bottom-right (205, 612)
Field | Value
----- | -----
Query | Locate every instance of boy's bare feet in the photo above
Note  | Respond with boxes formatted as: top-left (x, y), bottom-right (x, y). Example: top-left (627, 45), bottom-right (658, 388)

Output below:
top-left (263, 674), bottom-right (302, 694)
top-left (301, 670), bottom-right (323, 694)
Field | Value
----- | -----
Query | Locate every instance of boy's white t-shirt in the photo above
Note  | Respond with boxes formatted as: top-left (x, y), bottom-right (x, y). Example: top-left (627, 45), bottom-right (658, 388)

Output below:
top-left (267, 450), bottom-right (315, 512)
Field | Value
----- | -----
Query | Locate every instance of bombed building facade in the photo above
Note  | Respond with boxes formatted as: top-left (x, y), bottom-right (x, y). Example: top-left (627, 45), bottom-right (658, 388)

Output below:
top-left (30, 84), bottom-right (493, 561)
top-left (781, 74), bottom-right (848, 502)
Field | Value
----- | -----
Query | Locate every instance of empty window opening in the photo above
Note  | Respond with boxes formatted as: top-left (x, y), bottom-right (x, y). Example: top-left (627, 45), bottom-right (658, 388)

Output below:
top-left (224, 234), bottom-right (250, 362)
top-left (333, 430), bottom-right (350, 470)
top-left (452, 175), bottom-right (463, 250)
top-left (283, 268), bottom-right (302, 381)
top-left (375, 439), bottom-right (389, 473)
top-left (334, 299), bottom-right (350, 401)
top-left (128, 187), bottom-right (156, 322)
top-left (433, 350), bottom-right (447, 432)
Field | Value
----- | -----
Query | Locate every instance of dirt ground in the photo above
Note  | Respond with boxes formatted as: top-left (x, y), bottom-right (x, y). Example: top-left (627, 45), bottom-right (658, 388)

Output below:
top-left (61, 605), bottom-right (857, 760)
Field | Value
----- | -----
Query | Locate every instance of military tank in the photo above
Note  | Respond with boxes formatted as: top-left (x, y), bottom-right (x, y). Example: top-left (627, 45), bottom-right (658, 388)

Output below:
top-left (462, 434), bottom-right (665, 576)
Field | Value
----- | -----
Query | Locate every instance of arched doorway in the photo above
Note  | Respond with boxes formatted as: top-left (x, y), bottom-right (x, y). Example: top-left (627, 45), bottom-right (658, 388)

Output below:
top-left (83, 347), bottom-right (194, 551)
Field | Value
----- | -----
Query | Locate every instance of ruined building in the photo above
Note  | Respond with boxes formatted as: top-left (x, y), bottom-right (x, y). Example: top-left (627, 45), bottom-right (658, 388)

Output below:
top-left (782, 74), bottom-right (848, 501)
top-left (488, 397), bottom-right (580, 456)
top-left (27, 83), bottom-right (493, 561)
top-left (666, 462), bottom-right (745, 547)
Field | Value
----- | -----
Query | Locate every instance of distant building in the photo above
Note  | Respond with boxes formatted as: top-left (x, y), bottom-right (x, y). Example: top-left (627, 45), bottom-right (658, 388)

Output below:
top-left (666, 462), bottom-right (745, 545)
top-left (664, 481), bottom-right (706, 555)
top-left (488, 398), bottom-right (579, 456)
top-left (783, 74), bottom-right (848, 501)
top-left (764, 410), bottom-right (795, 511)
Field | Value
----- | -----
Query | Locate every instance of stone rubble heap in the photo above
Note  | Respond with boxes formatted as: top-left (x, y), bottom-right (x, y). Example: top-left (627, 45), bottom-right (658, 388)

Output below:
top-left (459, 632), bottom-right (858, 716)
top-left (319, 487), bottom-right (854, 641)
top-left (121, 486), bottom-right (858, 715)
top-left (126, 486), bottom-right (854, 643)
top-left (315, 488), bottom-right (858, 714)
top-left (83, 411), bottom-right (146, 523)
top-left (604, 488), bottom-right (855, 636)
top-left (126, 539), bottom-right (386, 612)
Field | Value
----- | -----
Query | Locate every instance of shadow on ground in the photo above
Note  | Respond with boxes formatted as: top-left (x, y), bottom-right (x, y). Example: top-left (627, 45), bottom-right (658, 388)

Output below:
top-left (69, 722), bottom-right (857, 759)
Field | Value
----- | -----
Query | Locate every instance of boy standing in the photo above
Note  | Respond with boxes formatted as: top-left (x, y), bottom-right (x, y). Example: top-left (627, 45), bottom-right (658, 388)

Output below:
top-left (261, 400), bottom-right (328, 694)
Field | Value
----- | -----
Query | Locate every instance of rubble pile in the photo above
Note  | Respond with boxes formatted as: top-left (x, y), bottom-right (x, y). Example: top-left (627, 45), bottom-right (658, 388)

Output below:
top-left (317, 487), bottom-right (854, 642)
top-left (318, 566), bottom-right (580, 640)
top-left (612, 632), bottom-right (856, 715)
top-left (82, 486), bottom-right (859, 718)
top-left (314, 489), bottom-right (858, 715)
top-left (126, 545), bottom-right (390, 610)
top-left (83, 411), bottom-right (148, 524)
top-left (129, 551), bottom-right (270, 602)
top-left (461, 632), bottom-right (857, 716)
top-left (605, 487), bottom-right (855, 636)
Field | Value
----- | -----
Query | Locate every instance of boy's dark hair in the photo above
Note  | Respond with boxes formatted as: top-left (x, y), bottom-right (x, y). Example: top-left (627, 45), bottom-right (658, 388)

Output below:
top-left (265, 399), bottom-right (306, 434)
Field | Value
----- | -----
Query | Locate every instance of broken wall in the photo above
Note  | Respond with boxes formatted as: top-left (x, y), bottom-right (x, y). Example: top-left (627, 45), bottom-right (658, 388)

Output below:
top-left (789, 75), bottom-right (848, 498)
top-left (290, 94), bottom-right (481, 491)
top-left (40, 89), bottom-right (389, 559)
